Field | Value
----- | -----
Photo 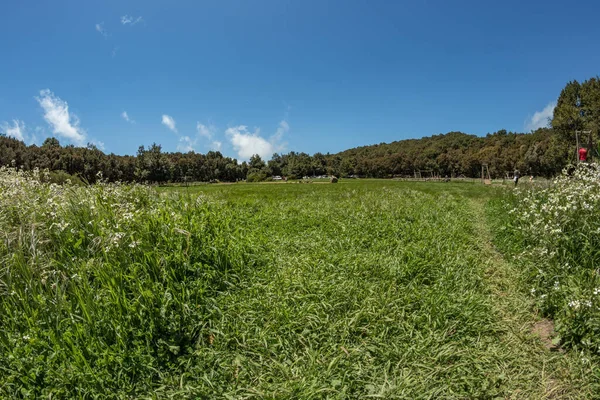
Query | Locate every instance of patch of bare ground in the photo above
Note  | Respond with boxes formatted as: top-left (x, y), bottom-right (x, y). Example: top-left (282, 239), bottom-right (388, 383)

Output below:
top-left (532, 319), bottom-right (562, 352)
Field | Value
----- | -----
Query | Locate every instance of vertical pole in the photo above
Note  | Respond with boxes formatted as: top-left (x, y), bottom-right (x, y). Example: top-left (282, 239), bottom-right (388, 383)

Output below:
top-left (576, 131), bottom-right (580, 163)
top-left (588, 131), bottom-right (594, 162)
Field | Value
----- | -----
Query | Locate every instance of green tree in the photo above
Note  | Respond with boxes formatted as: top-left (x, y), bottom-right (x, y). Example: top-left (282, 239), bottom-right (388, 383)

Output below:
top-left (552, 80), bottom-right (582, 141)
top-left (249, 154), bottom-right (266, 170)
top-left (135, 145), bottom-right (149, 181)
top-left (42, 137), bottom-right (61, 148)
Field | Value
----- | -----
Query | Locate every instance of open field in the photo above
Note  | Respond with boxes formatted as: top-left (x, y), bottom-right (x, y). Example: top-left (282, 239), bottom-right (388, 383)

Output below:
top-left (1, 172), bottom-right (598, 398)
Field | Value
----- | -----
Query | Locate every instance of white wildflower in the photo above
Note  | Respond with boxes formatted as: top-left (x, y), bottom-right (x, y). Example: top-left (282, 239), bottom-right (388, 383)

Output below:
top-left (568, 300), bottom-right (581, 310)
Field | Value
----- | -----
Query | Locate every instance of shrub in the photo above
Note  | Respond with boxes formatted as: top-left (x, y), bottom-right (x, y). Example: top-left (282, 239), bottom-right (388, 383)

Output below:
top-left (44, 170), bottom-right (85, 185)
top-left (246, 171), bottom-right (267, 182)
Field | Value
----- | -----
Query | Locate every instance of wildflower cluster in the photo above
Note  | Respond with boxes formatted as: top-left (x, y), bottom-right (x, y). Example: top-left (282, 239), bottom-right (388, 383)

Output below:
top-left (503, 163), bottom-right (600, 351)
top-left (0, 166), bottom-right (156, 257)
top-left (0, 166), bottom-right (250, 396)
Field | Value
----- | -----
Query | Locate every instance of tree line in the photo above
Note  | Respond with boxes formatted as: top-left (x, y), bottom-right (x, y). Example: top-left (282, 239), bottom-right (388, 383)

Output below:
top-left (1, 77), bottom-right (598, 183)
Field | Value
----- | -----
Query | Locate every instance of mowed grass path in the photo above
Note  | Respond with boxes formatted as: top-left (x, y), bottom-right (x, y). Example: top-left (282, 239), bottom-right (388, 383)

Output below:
top-left (159, 181), bottom-right (594, 398)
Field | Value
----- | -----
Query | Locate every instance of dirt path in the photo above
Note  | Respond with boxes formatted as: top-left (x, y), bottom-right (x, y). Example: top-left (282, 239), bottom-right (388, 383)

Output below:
top-left (469, 198), bottom-right (588, 399)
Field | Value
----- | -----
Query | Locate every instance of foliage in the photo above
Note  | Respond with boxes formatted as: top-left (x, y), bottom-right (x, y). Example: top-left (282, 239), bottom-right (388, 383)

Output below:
top-left (246, 170), bottom-right (267, 182)
top-left (0, 138), bottom-right (247, 184)
top-left (44, 169), bottom-right (84, 186)
top-left (552, 77), bottom-right (600, 144)
top-left (0, 128), bottom-right (574, 184)
top-left (493, 163), bottom-right (600, 352)
top-left (331, 128), bottom-right (571, 178)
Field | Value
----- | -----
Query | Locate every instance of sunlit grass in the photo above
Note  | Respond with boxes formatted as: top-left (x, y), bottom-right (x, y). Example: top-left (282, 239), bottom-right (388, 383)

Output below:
top-left (492, 163), bottom-right (600, 354)
top-left (1, 169), bottom-right (597, 397)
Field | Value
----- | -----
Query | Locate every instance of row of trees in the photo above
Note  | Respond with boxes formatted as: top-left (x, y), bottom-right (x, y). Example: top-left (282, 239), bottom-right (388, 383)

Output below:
top-left (0, 138), bottom-right (249, 184)
top-left (1, 77), bottom-right (598, 183)
top-left (0, 127), bottom-right (572, 183)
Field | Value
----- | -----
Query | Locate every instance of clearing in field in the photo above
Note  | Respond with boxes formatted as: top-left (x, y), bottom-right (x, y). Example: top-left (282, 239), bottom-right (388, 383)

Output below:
top-left (0, 175), bottom-right (597, 398)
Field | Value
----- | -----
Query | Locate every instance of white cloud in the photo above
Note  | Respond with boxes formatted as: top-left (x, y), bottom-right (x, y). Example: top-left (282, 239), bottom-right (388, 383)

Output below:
top-left (90, 140), bottom-right (105, 151)
top-left (525, 102), bottom-right (556, 132)
top-left (272, 120), bottom-right (289, 142)
top-left (121, 15), bottom-right (143, 25)
top-left (111, 47), bottom-right (119, 58)
top-left (177, 136), bottom-right (195, 153)
top-left (95, 23), bottom-right (108, 37)
top-left (161, 114), bottom-right (177, 133)
top-left (197, 122), bottom-right (214, 139)
top-left (1, 119), bottom-right (26, 141)
top-left (175, 124), bottom-right (220, 153)
top-left (121, 111), bottom-right (135, 123)
top-left (36, 89), bottom-right (86, 145)
top-left (226, 126), bottom-right (275, 160)
top-left (226, 120), bottom-right (289, 160)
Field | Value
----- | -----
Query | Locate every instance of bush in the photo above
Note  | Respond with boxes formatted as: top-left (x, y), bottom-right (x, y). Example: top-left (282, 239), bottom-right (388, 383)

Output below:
top-left (44, 170), bottom-right (85, 186)
top-left (246, 171), bottom-right (267, 182)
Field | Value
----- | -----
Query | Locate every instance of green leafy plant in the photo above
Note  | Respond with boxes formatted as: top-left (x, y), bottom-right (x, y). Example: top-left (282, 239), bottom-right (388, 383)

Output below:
top-left (494, 163), bottom-right (600, 351)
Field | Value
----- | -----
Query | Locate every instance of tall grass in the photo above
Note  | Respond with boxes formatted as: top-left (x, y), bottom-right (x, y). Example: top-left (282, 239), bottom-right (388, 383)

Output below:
top-left (0, 169), bottom-right (593, 397)
top-left (491, 163), bottom-right (600, 353)
top-left (0, 167), bottom-right (255, 397)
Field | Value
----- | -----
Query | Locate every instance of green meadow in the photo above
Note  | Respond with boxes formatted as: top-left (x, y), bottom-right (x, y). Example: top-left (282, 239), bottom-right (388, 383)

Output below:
top-left (1, 171), bottom-right (598, 398)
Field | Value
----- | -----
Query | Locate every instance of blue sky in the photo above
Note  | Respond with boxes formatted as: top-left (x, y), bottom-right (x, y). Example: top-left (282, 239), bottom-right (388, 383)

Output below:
top-left (1, 0), bottom-right (599, 160)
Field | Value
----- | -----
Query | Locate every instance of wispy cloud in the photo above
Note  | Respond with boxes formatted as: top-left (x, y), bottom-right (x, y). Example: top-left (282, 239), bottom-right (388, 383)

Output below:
top-left (36, 89), bottom-right (86, 145)
top-left (95, 22), bottom-right (108, 37)
top-left (177, 136), bottom-right (195, 153)
top-left (0, 119), bottom-right (26, 142)
top-left (210, 141), bottom-right (222, 151)
top-left (272, 120), bottom-right (289, 142)
top-left (121, 111), bottom-right (135, 123)
top-left (111, 47), bottom-right (119, 58)
top-left (90, 140), bottom-right (105, 151)
top-left (161, 114), bottom-right (177, 133)
top-left (525, 102), bottom-right (556, 132)
top-left (175, 123), bottom-right (219, 153)
top-left (121, 15), bottom-right (143, 25)
top-left (197, 122), bottom-right (215, 139)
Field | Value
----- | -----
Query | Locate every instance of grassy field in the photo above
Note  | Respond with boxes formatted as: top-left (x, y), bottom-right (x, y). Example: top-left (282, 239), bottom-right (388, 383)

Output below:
top-left (1, 172), bottom-right (598, 398)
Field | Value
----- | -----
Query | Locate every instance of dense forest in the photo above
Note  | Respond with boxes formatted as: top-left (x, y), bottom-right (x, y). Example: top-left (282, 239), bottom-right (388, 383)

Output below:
top-left (1, 77), bottom-right (599, 183)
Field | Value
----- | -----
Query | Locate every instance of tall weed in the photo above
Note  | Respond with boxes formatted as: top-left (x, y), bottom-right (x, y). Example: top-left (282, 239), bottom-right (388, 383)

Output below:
top-left (0, 167), bottom-right (254, 397)
top-left (492, 163), bottom-right (600, 351)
